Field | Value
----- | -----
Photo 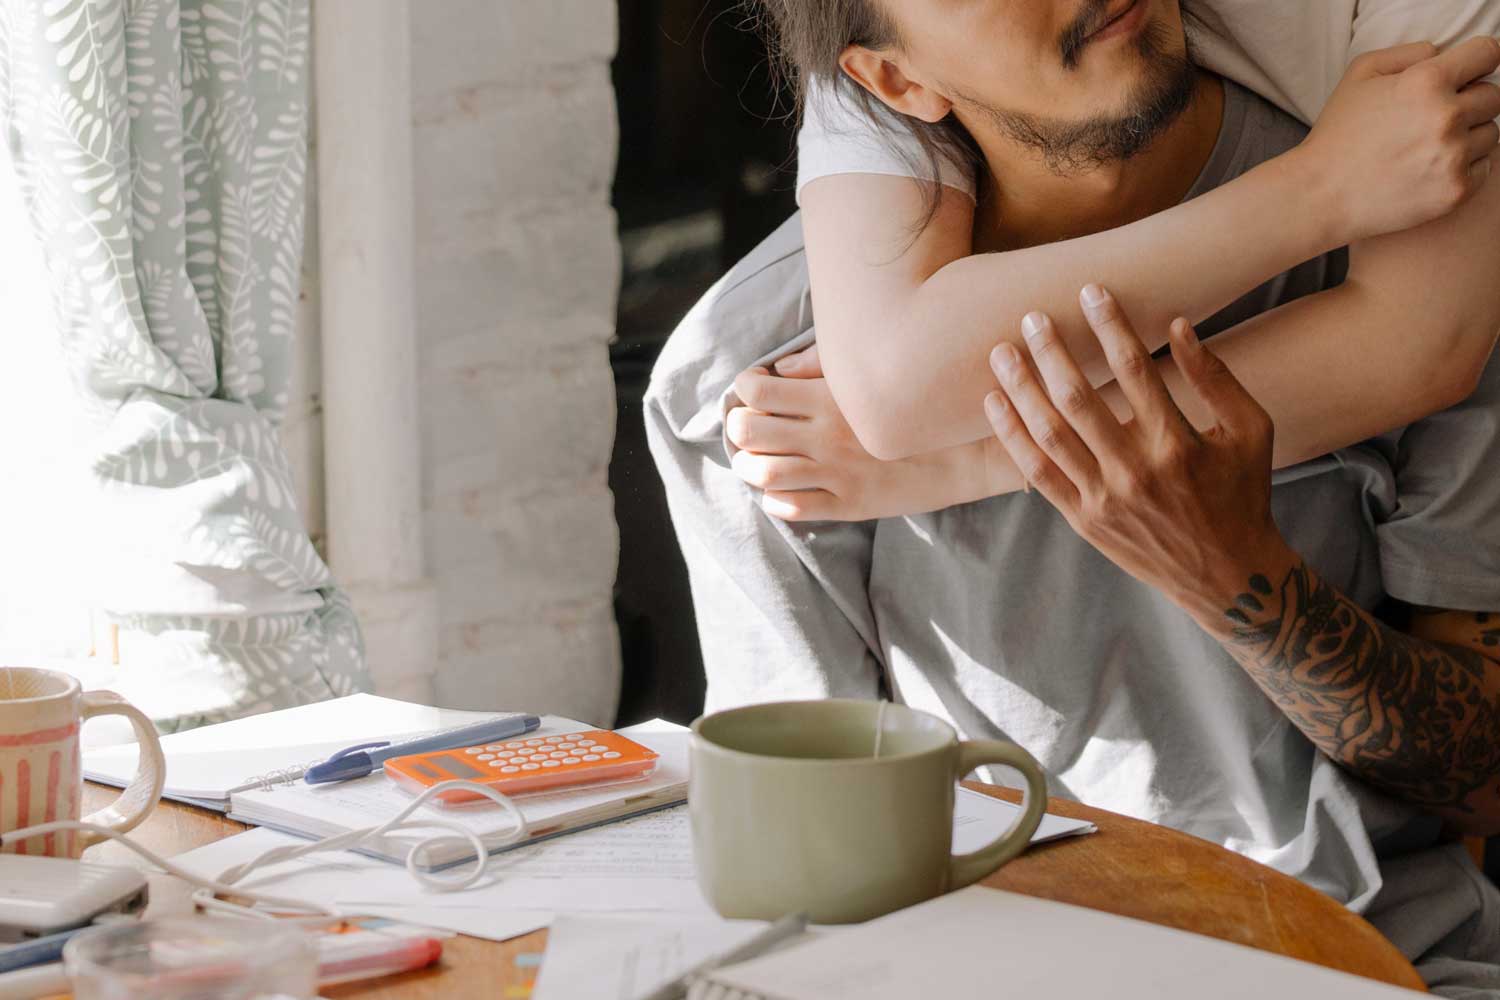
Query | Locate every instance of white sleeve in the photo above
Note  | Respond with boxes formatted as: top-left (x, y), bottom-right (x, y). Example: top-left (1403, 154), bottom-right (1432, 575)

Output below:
top-left (796, 75), bottom-right (976, 205)
top-left (1190, 0), bottom-right (1499, 126)
top-left (1347, 0), bottom-right (1500, 89)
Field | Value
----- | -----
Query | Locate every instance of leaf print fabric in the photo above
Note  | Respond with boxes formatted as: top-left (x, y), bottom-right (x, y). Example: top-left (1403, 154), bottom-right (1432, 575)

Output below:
top-left (1, 0), bottom-right (369, 725)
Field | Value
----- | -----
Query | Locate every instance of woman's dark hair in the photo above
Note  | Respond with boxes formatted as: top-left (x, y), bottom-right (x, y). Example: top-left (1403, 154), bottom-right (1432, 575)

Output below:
top-left (748, 0), bottom-right (981, 232)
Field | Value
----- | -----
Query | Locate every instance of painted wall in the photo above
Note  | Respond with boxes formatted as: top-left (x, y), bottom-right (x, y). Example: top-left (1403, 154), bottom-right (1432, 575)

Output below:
top-left (409, 1), bottom-right (622, 720)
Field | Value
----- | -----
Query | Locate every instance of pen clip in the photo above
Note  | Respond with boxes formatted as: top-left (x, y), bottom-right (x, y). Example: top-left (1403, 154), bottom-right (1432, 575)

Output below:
top-left (325, 741), bottom-right (389, 764)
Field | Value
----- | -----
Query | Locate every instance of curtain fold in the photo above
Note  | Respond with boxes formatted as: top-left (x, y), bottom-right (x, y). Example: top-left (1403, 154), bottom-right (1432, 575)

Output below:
top-left (1, 0), bottom-right (368, 724)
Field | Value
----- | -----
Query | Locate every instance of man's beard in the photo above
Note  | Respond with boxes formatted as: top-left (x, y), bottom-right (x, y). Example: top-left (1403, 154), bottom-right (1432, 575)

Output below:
top-left (951, 12), bottom-right (1198, 175)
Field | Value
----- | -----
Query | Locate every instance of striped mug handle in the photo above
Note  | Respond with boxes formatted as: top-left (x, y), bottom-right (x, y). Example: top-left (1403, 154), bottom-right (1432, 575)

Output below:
top-left (78, 691), bottom-right (166, 847)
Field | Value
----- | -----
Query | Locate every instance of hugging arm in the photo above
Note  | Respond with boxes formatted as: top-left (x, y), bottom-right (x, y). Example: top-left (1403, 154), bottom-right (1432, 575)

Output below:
top-left (740, 139), bottom-right (1500, 524)
top-left (803, 40), bottom-right (1500, 461)
top-left (734, 44), bottom-right (1500, 522)
top-left (1137, 144), bottom-right (1500, 452)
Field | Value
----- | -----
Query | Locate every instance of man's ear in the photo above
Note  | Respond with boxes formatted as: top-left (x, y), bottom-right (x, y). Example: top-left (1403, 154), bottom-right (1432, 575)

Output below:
top-left (838, 45), bottom-right (953, 124)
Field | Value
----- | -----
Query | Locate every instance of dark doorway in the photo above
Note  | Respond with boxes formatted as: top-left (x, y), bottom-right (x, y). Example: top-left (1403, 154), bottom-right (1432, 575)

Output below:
top-left (610, 1), bottom-right (798, 726)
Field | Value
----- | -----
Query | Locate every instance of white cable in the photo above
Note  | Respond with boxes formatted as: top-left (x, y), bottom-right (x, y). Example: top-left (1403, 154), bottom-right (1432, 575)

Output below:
top-left (0, 779), bottom-right (529, 922)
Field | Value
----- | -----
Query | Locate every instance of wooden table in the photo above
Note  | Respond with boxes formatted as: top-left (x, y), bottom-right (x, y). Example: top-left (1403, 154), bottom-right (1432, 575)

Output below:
top-left (79, 781), bottom-right (1426, 998)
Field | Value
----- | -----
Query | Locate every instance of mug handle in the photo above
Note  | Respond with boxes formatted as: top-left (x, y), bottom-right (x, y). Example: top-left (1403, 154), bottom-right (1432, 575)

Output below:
top-left (948, 739), bottom-right (1048, 890)
top-left (77, 691), bottom-right (166, 848)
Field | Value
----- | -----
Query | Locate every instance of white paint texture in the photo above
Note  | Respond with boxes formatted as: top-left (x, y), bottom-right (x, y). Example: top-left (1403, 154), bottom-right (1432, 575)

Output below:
top-left (409, 0), bottom-right (622, 722)
top-left (287, 0), bottom-right (620, 719)
top-left (316, 0), bottom-right (440, 703)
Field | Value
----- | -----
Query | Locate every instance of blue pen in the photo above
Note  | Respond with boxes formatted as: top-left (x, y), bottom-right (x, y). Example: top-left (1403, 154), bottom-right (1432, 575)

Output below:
top-left (0, 924), bottom-right (91, 974)
top-left (303, 714), bottom-right (542, 784)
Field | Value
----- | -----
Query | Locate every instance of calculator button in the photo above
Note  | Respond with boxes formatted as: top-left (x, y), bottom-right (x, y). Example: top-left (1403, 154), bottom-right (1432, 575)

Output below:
top-left (548, 750), bottom-right (567, 758)
top-left (541, 760), bottom-right (560, 768)
top-left (582, 754), bottom-right (600, 762)
top-left (521, 763), bottom-right (540, 771)
top-left (500, 765), bottom-right (519, 773)
top-left (495, 750), bottom-right (514, 758)
top-left (544, 736), bottom-right (564, 744)
top-left (504, 742), bottom-right (524, 749)
top-left (577, 739), bottom-right (596, 746)
top-left (464, 747), bottom-right (484, 755)
top-left (557, 742), bottom-right (576, 750)
top-left (477, 753), bottom-right (495, 761)
top-left (484, 745), bottom-right (505, 752)
top-left (602, 751), bottom-right (621, 759)
top-left (525, 739), bottom-right (544, 746)
top-left (489, 760), bottom-right (507, 768)
top-left (562, 757), bottom-right (580, 765)
top-left (562, 733), bottom-right (583, 740)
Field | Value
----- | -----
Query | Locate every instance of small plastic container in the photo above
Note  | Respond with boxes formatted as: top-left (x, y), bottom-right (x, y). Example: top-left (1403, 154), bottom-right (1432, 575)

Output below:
top-left (63, 917), bottom-right (317, 1000)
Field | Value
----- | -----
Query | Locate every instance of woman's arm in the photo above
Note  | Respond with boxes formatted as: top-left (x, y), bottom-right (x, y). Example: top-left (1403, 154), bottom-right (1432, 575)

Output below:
top-left (809, 40), bottom-right (1500, 461)
top-left (1147, 146), bottom-right (1500, 454)
top-left (729, 145), bottom-right (1500, 524)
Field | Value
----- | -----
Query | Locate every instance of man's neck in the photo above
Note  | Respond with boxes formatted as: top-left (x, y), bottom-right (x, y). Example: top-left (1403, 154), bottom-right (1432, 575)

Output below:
top-left (971, 72), bottom-right (1225, 252)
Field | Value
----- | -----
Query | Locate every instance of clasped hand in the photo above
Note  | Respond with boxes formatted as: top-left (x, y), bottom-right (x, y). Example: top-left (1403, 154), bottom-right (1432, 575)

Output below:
top-left (727, 345), bottom-right (965, 522)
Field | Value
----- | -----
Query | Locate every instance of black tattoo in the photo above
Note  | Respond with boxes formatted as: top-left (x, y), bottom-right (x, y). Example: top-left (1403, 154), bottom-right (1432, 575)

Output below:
top-left (1224, 578), bottom-right (1272, 626)
top-left (1221, 563), bottom-right (1500, 813)
top-left (1479, 612), bottom-right (1499, 650)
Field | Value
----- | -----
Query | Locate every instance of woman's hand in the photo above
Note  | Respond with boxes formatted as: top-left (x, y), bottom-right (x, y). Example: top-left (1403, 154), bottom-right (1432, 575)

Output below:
top-left (727, 346), bottom-right (1006, 521)
top-left (1301, 37), bottom-right (1500, 243)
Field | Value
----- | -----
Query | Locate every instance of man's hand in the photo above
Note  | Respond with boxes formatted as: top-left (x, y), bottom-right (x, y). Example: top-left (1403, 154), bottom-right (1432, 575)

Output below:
top-left (728, 346), bottom-right (1013, 521)
top-left (987, 285), bottom-right (1500, 830)
top-left (983, 284), bottom-right (1299, 625)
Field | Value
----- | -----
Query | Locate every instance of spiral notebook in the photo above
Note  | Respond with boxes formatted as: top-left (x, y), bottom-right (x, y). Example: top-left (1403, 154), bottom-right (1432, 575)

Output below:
top-left (224, 719), bottom-right (691, 870)
top-left (82, 694), bottom-right (532, 811)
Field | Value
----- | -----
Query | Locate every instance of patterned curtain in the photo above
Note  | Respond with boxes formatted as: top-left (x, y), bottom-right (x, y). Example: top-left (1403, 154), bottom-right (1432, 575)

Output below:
top-left (0, 0), bottom-right (368, 725)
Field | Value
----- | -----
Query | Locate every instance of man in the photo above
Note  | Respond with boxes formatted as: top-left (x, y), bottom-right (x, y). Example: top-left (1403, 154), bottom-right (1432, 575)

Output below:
top-left (645, 0), bottom-right (1500, 992)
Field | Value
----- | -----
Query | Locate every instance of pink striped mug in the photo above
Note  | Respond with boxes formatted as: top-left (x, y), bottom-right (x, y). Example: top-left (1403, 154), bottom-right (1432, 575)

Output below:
top-left (0, 667), bottom-right (165, 858)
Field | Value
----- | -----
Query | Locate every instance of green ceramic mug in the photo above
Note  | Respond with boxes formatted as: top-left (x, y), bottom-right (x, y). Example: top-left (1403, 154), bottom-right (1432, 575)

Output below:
top-left (690, 698), bottom-right (1047, 924)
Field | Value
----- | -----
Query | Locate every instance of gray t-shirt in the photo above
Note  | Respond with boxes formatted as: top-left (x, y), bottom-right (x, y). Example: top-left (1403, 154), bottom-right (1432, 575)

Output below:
top-left (646, 80), bottom-right (1500, 993)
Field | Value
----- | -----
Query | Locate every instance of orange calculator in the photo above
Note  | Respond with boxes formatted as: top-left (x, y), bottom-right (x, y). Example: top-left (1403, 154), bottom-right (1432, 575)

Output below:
top-left (382, 730), bottom-right (659, 805)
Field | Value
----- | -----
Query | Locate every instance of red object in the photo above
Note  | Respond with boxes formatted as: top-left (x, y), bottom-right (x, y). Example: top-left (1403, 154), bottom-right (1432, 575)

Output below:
top-left (318, 935), bottom-right (444, 985)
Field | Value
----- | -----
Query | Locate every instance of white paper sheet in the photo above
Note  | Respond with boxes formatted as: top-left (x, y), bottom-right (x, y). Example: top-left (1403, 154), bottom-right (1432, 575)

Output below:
top-left (951, 786), bottom-right (1094, 852)
top-left (531, 915), bottom-right (769, 1000)
top-left (708, 886), bottom-right (1418, 1000)
top-left (171, 807), bottom-right (720, 942)
top-left (170, 787), bottom-right (1092, 945)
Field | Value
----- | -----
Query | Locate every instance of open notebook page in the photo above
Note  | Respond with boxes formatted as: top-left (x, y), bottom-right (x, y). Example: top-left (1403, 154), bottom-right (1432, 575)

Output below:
top-left (82, 694), bottom-right (551, 804)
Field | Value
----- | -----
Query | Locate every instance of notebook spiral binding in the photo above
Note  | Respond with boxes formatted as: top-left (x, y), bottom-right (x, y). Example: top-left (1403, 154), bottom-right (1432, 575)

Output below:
top-left (237, 759), bottom-right (324, 792)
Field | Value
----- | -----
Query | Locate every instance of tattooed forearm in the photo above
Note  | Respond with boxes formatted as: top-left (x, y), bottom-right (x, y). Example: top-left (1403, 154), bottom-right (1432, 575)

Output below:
top-left (1219, 563), bottom-right (1500, 814)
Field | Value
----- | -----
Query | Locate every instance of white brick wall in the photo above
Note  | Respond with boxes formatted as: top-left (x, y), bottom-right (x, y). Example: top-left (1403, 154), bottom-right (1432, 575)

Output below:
top-left (408, 0), bottom-right (623, 722)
